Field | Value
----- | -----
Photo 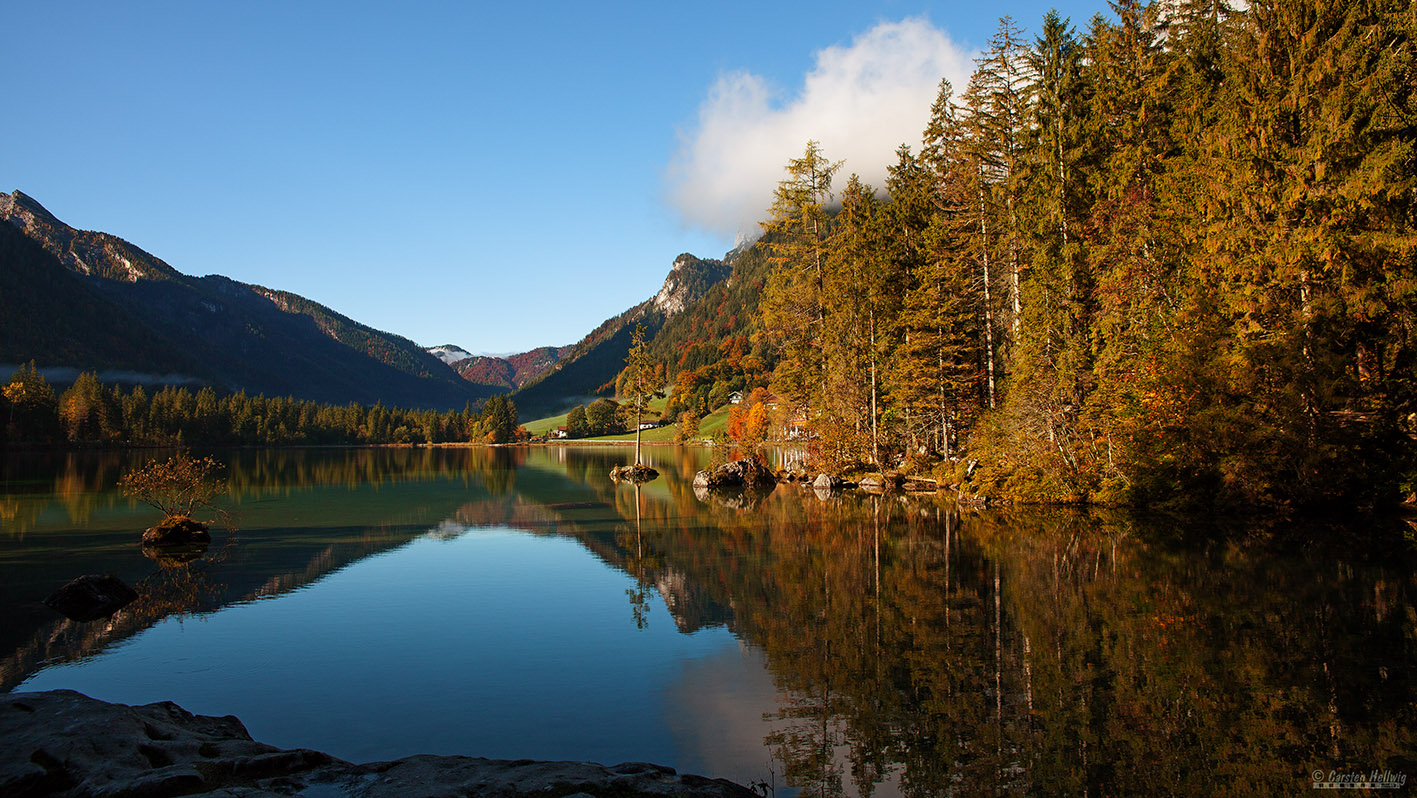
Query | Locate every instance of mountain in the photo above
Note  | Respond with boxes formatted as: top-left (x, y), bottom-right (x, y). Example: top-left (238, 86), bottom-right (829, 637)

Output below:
top-left (643, 242), bottom-right (771, 379)
top-left (454, 346), bottom-right (573, 391)
top-left (438, 253), bottom-right (730, 410)
top-left (428, 344), bottom-right (474, 365)
top-left (427, 345), bottom-right (573, 392)
top-left (1, 190), bottom-right (492, 409)
top-left (650, 254), bottom-right (731, 316)
top-left (0, 220), bottom-right (207, 378)
top-left (509, 252), bottom-right (733, 418)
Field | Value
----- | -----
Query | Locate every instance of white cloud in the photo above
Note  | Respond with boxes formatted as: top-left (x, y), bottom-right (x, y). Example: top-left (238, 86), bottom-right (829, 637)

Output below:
top-left (667, 17), bottom-right (975, 239)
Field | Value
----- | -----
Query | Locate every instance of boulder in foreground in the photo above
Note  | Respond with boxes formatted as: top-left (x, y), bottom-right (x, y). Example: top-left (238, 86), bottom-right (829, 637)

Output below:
top-left (41, 575), bottom-right (138, 622)
top-left (0, 690), bottom-right (757, 797)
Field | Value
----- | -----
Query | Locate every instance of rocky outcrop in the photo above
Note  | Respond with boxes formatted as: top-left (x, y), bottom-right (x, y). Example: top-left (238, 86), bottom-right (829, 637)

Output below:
top-left (610, 464), bottom-right (660, 483)
top-left (0, 690), bottom-right (757, 797)
top-left (652, 254), bottom-right (731, 317)
top-left (693, 459), bottom-right (776, 491)
top-left (41, 576), bottom-right (138, 622)
top-left (141, 515), bottom-right (211, 546)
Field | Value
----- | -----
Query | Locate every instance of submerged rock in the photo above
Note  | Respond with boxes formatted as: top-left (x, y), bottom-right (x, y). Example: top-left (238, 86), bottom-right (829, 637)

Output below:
top-left (610, 464), bottom-right (660, 483)
top-left (0, 690), bottom-right (758, 798)
top-left (42, 575), bottom-right (139, 622)
top-left (141, 515), bottom-right (211, 546)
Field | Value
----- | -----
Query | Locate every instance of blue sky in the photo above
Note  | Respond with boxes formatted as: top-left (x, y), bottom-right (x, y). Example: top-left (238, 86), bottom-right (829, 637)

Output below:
top-left (5, 1), bottom-right (1101, 355)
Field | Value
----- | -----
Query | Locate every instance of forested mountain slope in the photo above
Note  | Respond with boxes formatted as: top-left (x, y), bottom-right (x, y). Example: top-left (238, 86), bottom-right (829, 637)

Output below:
top-left (0, 221), bottom-right (206, 377)
top-left (1, 190), bottom-right (492, 409)
top-left (510, 253), bottom-right (734, 418)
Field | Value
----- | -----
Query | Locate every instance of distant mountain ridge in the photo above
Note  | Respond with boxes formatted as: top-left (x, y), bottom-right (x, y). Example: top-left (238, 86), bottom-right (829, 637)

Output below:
top-left (1, 190), bottom-right (492, 409)
top-left (428, 345), bottom-right (475, 365)
top-left (446, 346), bottom-right (573, 391)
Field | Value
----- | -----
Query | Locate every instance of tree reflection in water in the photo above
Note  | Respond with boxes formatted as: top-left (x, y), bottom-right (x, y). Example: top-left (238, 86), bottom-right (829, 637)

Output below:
top-left (1, 446), bottom-right (1411, 795)
top-left (620, 481), bottom-right (1415, 797)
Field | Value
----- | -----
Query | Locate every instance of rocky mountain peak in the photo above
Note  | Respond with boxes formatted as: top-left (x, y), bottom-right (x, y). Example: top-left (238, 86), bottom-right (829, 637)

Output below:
top-left (1, 190), bottom-right (66, 231)
top-left (0, 190), bottom-right (182, 283)
top-left (651, 253), bottom-right (730, 317)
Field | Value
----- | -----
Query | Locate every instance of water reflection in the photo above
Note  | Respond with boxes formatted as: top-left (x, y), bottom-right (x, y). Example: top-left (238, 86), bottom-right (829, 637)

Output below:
top-left (1, 446), bottom-right (1412, 795)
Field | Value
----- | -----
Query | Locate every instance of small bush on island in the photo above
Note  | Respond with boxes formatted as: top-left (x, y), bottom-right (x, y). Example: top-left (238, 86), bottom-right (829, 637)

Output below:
top-left (118, 451), bottom-right (226, 520)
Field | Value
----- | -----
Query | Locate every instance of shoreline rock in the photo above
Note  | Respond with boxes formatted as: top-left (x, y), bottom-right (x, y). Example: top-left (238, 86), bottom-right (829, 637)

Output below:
top-left (692, 459), bottom-right (776, 491)
top-left (0, 690), bottom-right (757, 797)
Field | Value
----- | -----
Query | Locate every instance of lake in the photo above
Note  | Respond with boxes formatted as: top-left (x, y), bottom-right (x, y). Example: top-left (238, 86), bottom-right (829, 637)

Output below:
top-left (1, 445), bottom-right (1413, 795)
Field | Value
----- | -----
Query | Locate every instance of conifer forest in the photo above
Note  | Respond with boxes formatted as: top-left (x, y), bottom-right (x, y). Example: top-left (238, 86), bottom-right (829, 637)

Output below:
top-left (748, 0), bottom-right (1416, 509)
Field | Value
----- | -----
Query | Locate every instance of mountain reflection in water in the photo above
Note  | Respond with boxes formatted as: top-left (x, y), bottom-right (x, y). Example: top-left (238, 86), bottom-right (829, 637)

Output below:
top-left (1, 445), bottom-right (1412, 796)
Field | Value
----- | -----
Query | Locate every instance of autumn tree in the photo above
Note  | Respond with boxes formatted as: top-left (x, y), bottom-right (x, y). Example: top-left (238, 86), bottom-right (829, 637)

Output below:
top-left (479, 394), bottom-right (518, 444)
top-left (586, 398), bottom-right (621, 437)
top-left (566, 404), bottom-right (589, 438)
top-left (119, 451), bottom-right (226, 520)
top-left (58, 371), bottom-right (123, 443)
top-left (621, 324), bottom-right (660, 464)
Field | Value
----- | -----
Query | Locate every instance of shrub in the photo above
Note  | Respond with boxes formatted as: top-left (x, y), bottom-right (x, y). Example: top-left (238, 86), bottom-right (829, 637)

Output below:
top-left (118, 451), bottom-right (226, 519)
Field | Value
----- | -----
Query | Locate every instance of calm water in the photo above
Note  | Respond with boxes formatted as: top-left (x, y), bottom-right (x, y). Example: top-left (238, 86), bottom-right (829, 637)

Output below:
top-left (1, 446), bottom-right (1413, 796)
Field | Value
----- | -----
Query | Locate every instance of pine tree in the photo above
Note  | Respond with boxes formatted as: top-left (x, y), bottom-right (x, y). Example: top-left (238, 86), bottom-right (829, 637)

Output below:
top-left (58, 372), bottom-right (120, 443)
top-left (963, 17), bottom-right (1034, 356)
top-left (898, 83), bottom-right (985, 459)
top-left (2, 362), bottom-right (59, 444)
top-left (1194, 0), bottom-right (1417, 502)
top-left (760, 141), bottom-right (842, 415)
top-left (819, 174), bottom-right (893, 468)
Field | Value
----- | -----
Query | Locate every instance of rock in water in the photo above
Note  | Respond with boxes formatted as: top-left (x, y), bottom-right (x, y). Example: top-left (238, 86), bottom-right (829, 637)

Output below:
top-left (141, 515), bottom-right (211, 546)
top-left (42, 575), bottom-right (138, 622)
top-left (610, 464), bottom-right (660, 483)
top-left (0, 691), bottom-right (758, 797)
top-left (812, 473), bottom-right (842, 490)
top-left (697, 459), bottom-right (776, 490)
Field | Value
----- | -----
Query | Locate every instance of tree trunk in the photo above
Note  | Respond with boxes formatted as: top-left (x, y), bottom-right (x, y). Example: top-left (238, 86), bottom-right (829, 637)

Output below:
top-left (634, 396), bottom-right (643, 465)
top-left (870, 308), bottom-right (879, 467)
top-left (980, 182), bottom-right (997, 409)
